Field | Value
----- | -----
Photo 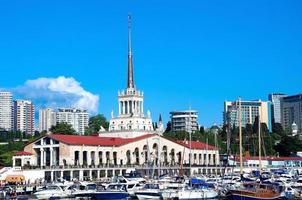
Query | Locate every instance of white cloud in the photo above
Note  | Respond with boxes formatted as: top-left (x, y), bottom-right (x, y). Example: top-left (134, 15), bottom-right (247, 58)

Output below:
top-left (14, 76), bottom-right (99, 113)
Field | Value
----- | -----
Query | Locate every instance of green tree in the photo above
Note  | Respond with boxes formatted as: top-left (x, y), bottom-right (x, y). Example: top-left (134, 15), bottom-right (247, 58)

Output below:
top-left (164, 121), bottom-right (172, 133)
top-left (0, 141), bottom-right (24, 166)
top-left (85, 114), bottom-right (109, 135)
top-left (274, 136), bottom-right (302, 156)
top-left (272, 123), bottom-right (285, 136)
top-left (50, 122), bottom-right (76, 135)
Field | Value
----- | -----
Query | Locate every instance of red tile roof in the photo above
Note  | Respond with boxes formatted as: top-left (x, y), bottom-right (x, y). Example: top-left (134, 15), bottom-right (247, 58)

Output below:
top-left (43, 133), bottom-right (218, 150)
top-left (175, 140), bottom-right (218, 150)
top-left (48, 134), bottom-right (156, 147)
top-left (15, 151), bottom-right (33, 156)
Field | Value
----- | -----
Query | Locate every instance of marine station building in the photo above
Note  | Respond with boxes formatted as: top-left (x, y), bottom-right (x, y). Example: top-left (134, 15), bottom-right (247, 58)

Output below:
top-left (9, 16), bottom-right (221, 183)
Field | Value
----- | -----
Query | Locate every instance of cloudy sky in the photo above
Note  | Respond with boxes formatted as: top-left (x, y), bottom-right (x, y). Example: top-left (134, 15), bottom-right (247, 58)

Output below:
top-left (0, 0), bottom-right (301, 127)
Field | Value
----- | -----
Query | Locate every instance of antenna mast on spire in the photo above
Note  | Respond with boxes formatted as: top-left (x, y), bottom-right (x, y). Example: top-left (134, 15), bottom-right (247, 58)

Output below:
top-left (127, 14), bottom-right (134, 89)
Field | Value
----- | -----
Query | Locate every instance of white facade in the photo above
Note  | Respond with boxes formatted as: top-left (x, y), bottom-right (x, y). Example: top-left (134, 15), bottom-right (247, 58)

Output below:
top-left (39, 108), bottom-right (57, 132)
top-left (56, 108), bottom-right (89, 135)
top-left (0, 92), bottom-right (13, 131)
top-left (12, 133), bottom-right (220, 182)
top-left (170, 110), bottom-right (199, 133)
top-left (14, 100), bottom-right (35, 135)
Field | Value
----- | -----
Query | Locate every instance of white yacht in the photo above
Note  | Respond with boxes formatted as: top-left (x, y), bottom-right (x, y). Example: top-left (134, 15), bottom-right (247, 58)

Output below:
top-left (34, 183), bottom-right (73, 199)
top-left (134, 183), bottom-right (162, 200)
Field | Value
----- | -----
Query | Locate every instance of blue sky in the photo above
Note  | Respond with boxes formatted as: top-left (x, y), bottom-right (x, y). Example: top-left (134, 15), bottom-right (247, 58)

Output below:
top-left (0, 0), bottom-right (301, 127)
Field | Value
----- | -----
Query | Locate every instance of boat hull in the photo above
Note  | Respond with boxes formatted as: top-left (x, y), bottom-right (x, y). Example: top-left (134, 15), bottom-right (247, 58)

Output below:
top-left (135, 192), bottom-right (162, 200)
top-left (178, 189), bottom-right (218, 199)
top-left (74, 191), bottom-right (129, 200)
top-left (226, 193), bottom-right (283, 200)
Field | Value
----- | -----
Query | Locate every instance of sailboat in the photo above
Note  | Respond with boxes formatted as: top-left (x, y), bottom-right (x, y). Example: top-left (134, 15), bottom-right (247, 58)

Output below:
top-left (226, 98), bottom-right (283, 200)
top-left (178, 111), bottom-right (219, 199)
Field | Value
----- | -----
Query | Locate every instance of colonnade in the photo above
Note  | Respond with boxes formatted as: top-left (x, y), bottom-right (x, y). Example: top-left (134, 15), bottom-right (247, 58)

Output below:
top-left (119, 100), bottom-right (143, 115)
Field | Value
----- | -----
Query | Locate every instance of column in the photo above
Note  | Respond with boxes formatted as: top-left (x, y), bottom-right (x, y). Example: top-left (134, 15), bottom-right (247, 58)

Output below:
top-left (95, 150), bottom-right (100, 166)
top-left (79, 170), bottom-right (84, 181)
top-left (133, 101), bottom-right (136, 114)
top-left (87, 151), bottom-right (91, 166)
top-left (40, 148), bottom-right (44, 167)
top-left (141, 101), bottom-right (144, 114)
top-left (50, 148), bottom-right (53, 167)
top-left (60, 171), bottom-right (63, 178)
top-left (89, 170), bottom-right (92, 179)
top-left (50, 171), bottom-right (54, 181)
top-left (79, 149), bottom-right (83, 166)
top-left (123, 101), bottom-right (125, 114)
top-left (20, 158), bottom-right (23, 167)
top-left (118, 101), bottom-right (121, 115)
top-left (70, 171), bottom-right (73, 181)
top-left (13, 158), bottom-right (16, 167)
top-left (43, 150), bottom-right (46, 166)
top-left (97, 170), bottom-right (100, 180)
top-left (166, 148), bottom-right (170, 165)
top-left (125, 101), bottom-right (128, 114)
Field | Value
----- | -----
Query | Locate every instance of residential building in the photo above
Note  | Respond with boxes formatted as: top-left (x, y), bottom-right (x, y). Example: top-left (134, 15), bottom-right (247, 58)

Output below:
top-left (39, 108), bottom-right (57, 132)
top-left (281, 94), bottom-right (302, 133)
top-left (56, 108), bottom-right (89, 135)
top-left (0, 92), bottom-right (13, 131)
top-left (268, 93), bottom-right (287, 124)
top-left (14, 100), bottom-right (35, 135)
top-left (170, 110), bottom-right (198, 133)
top-left (224, 100), bottom-right (272, 132)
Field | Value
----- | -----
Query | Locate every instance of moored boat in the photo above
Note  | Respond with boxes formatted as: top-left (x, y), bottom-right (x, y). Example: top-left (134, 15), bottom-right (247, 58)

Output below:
top-left (226, 183), bottom-right (283, 200)
top-left (134, 182), bottom-right (162, 200)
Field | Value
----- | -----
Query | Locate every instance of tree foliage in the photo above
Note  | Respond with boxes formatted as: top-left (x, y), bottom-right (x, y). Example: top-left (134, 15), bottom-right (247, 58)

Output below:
top-left (163, 121), bottom-right (298, 157)
top-left (274, 136), bottom-right (302, 156)
top-left (50, 122), bottom-right (76, 135)
top-left (0, 141), bottom-right (25, 166)
top-left (85, 114), bottom-right (109, 135)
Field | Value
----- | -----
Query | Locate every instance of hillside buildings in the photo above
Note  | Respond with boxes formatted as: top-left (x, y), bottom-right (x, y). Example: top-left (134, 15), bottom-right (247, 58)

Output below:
top-left (39, 108), bottom-right (57, 133)
top-left (56, 108), bottom-right (89, 135)
top-left (14, 100), bottom-right (35, 135)
top-left (224, 100), bottom-right (272, 132)
top-left (0, 92), bottom-right (14, 131)
top-left (280, 94), bottom-right (302, 134)
top-left (170, 110), bottom-right (199, 133)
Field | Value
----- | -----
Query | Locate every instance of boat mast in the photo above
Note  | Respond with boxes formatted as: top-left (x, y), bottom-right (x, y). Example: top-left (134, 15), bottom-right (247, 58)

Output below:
top-left (258, 114), bottom-right (262, 174)
top-left (238, 97), bottom-right (243, 176)
top-left (189, 109), bottom-right (192, 178)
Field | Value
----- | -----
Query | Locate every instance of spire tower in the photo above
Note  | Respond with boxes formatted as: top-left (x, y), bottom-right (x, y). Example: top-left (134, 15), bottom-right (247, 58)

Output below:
top-left (127, 14), bottom-right (134, 89)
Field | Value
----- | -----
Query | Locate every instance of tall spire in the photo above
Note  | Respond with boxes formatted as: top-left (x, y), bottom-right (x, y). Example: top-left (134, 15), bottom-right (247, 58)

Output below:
top-left (127, 14), bottom-right (134, 89)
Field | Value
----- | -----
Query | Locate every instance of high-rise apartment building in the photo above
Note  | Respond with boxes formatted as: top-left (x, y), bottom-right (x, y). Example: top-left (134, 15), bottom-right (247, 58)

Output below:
top-left (224, 100), bottom-right (272, 132)
top-left (281, 94), bottom-right (302, 133)
top-left (268, 93), bottom-right (287, 124)
top-left (14, 100), bottom-right (35, 135)
top-left (39, 108), bottom-right (57, 132)
top-left (170, 110), bottom-right (199, 133)
top-left (56, 108), bottom-right (89, 135)
top-left (0, 92), bottom-right (14, 131)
